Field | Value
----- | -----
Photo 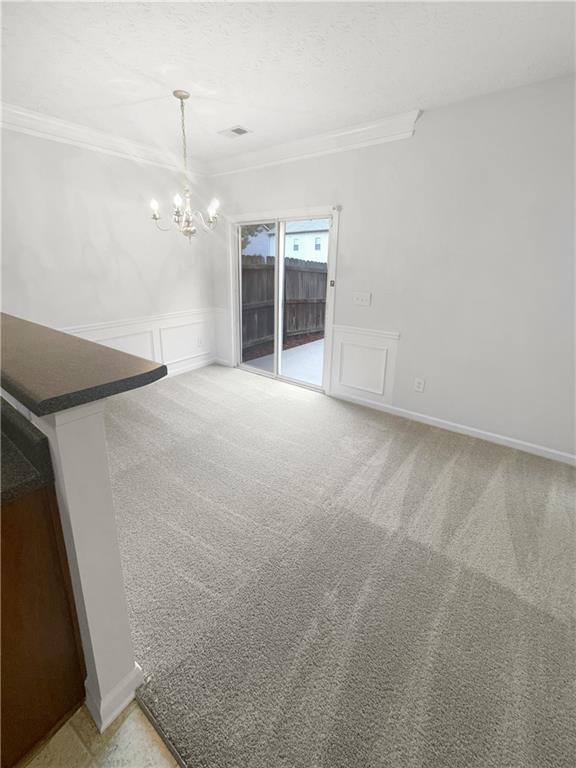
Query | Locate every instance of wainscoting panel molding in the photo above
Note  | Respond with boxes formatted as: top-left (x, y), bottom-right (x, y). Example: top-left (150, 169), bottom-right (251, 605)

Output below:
top-left (330, 325), bottom-right (400, 404)
top-left (328, 325), bottom-right (573, 465)
top-left (62, 310), bottom-right (216, 377)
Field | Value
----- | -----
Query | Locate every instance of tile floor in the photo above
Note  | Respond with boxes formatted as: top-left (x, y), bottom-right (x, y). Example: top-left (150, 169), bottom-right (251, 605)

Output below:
top-left (19, 701), bottom-right (178, 768)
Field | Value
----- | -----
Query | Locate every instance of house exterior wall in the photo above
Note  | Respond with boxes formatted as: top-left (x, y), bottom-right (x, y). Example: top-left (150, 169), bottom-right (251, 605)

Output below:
top-left (285, 231), bottom-right (328, 262)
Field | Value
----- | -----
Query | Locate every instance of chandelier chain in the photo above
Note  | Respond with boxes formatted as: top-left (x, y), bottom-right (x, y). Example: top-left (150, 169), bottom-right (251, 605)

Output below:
top-left (180, 97), bottom-right (188, 186)
top-left (149, 89), bottom-right (219, 239)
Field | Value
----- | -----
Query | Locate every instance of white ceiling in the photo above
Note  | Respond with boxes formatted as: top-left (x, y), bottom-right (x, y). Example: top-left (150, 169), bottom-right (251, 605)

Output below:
top-left (2, 2), bottom-right (574, 164)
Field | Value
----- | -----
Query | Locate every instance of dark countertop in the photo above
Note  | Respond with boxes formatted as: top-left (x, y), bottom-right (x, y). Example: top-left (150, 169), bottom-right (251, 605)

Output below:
top-left (2, 399), bottom-right (54, 504)
top-left (1, 313), bottom-right (167, 416)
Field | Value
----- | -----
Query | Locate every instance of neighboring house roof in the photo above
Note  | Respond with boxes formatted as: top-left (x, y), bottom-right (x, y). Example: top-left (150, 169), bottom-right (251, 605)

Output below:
top-left (246, 220), bottom-right (329, 250)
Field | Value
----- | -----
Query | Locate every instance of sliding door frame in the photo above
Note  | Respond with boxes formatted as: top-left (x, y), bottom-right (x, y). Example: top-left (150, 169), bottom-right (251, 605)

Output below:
top-left (228, 205), bottom-right (340, 394)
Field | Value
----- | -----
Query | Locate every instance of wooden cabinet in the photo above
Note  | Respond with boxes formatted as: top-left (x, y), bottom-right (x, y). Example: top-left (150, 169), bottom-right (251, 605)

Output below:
top-left (1, 484), bottom-right (85, 768)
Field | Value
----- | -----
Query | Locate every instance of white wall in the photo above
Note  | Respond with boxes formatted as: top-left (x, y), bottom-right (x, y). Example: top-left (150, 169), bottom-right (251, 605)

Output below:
top-left (2, 130), bottom-right (217, 372)
top-left (2, 131), bottom-right (215, 326)
top-left (2, 77), bottom-right (573, 458)
top-left (210, 76), bottom-right (575, 459)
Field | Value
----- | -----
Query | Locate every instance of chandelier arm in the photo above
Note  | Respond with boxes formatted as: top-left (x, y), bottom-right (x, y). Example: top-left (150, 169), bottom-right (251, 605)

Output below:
top-left (192, 210), bottom-right (216, 231)
top-left (150, 90), bottom-right (219, 237)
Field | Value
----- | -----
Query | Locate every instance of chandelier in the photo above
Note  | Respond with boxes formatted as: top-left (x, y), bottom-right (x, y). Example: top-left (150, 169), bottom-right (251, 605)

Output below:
top-left (150, 90), bottom-right (219, 240)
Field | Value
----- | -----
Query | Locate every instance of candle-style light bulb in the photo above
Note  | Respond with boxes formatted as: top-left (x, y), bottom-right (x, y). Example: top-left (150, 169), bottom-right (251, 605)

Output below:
top-left (150, 199), bottom-right (159, 213)
top-left (173, 194), bottom-right (183, 208)
top-left (208, 198), bottom-right (220, 218)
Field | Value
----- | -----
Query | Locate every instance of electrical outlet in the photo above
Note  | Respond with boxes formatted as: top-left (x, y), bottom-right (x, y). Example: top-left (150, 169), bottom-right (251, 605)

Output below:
top-left (353, 291), bottom-right (372, 307)
top-left (197, 335), bottom-right (203, 349)
top-left (414, 378), bottom-right (425, 393)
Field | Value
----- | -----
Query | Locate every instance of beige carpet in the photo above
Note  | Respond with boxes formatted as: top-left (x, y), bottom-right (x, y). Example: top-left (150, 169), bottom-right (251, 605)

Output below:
top-left (105, 365), bottom-right (575, 768)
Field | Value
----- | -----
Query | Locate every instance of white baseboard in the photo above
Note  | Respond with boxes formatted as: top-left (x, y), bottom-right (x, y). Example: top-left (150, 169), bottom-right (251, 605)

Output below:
top-left (85, 662), bottom-right (144, 733)
top-left (166, 352), bottom-right (216, 376)
top-left (60, 315), bottom-right (573, 464)
top-left (331, 391), bottom-right (575, 466)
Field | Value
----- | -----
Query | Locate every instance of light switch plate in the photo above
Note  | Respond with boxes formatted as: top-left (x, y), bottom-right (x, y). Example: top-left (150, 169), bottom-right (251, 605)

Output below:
top-left (353, 291), bottom-right (372, 307)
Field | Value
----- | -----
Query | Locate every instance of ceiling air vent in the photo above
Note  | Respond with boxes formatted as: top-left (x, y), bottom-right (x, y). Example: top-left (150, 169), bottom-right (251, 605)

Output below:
top-left (218, 125), bottom-right (251, 139)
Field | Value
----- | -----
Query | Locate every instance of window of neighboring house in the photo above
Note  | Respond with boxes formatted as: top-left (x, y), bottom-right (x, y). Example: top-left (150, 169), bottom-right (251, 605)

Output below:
top-left (315, 237), bottom-right (321, 251)
top-left (293, 239), bottom-right (299, 252)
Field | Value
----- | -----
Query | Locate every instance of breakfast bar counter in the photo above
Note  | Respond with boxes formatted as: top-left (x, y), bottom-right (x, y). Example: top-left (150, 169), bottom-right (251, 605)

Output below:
top-left (0, 312), bottom-right (168, 745)
top-left (1, 313), bottom-right (166, 415)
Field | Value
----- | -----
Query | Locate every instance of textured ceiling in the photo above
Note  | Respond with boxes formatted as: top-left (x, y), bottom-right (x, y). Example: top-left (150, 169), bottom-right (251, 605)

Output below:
top-left (2, 2), bottom-right (574, 162)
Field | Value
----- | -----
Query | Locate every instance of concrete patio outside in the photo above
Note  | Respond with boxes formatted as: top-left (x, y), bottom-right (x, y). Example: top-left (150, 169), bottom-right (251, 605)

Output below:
top-left (245, 339), bottom-right (324, 387)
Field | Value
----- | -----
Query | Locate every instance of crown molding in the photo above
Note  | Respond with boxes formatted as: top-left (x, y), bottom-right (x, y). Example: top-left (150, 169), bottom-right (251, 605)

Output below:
top-left (0, 102), bottom-right (210, 175)
top-left (1, 102), bottom-right (420, 179)
top-left (207, 109), bottom-right (421, 176)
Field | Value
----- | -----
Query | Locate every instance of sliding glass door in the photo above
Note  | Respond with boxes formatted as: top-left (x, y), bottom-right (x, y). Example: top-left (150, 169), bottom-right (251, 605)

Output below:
top-left (239, 222), bottom-right (277, 373)
top-left (239, 217), bottom-right (331, 389)
top-left (280, 219), bottom-right (329, 387)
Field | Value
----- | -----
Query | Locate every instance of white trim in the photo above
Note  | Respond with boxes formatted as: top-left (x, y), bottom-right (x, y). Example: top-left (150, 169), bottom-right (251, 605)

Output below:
top-left (61, 308), bottom-right (214, 336)
top-left (1, 102), bottom-right (419, 178)
top-left (226, 226), bottom-right (241, 368)
top-left (30, 401), bottom-right (144, 733)
top-left (1, 102), bottom-right (208, 175)
top-left (226, 205), bottom-right (334, 225)
top-left (275, 221), bottom-right (285, 377)
top-left (330, 325), bottom-right (399, 404)
top-left (85, 662), bottom-right (144, 733)
top-left (1, 103), bottom-right (419, 178)
top-left (322, 207), bottom-right (340, 394)
top-left (332, 325), bottom-right (400, 341)
top-left (208, 110), bottom-right (421, 176)
top-left (166, 352), bottom-right (216, 377)
top-left (159, 321), bottom-right (205, 363)
top-left (339, 343), bottom-right (388, 395)
top-left (331, 391), bottom-right (576, 466)
top-left (61, 309), bottom-right (217, 377)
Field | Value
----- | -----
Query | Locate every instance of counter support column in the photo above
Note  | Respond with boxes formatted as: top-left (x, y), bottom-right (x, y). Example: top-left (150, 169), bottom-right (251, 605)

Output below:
top-left (32, 400), bottom-right (143, 732)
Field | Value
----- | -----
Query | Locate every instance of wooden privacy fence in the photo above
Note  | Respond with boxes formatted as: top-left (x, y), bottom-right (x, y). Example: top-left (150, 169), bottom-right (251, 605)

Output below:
top-left (241, 255), bottom-right (327, 350)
